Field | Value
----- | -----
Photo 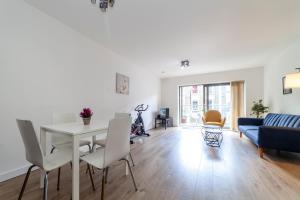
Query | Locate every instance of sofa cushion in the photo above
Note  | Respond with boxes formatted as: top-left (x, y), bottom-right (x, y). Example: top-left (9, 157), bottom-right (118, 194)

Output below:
top-left (264, 113), bottom-right (300, 128)
top-left (238, 125), bottom-right (259, 133)
top-left (244, 129), bottom-right (259, 146)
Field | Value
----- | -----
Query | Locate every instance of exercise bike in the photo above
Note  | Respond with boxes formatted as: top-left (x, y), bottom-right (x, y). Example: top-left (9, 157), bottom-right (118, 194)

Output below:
top-left (130, 104), bottom-right (150, 143)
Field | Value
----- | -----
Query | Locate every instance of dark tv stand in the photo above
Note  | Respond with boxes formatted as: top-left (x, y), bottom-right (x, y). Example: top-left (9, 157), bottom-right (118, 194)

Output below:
top-left (155, 117), bottom-right (170, 130)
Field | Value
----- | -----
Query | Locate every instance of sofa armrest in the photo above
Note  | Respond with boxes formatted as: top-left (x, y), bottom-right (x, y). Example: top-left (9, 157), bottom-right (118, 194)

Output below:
top-left (238, 117), bottom-right (264, 126)
top-left (258, 126), bottom-right (300, 152)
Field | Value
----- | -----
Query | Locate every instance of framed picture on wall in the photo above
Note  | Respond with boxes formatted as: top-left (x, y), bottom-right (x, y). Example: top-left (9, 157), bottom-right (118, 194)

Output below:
top-left (282, 76), bottom-right (292, 95)
top-left (116, 73), bottom-right (129, 95)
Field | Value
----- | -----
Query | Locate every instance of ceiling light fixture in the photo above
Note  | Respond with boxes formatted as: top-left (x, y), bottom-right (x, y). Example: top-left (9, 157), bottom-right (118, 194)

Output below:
top-left (91, 0), bottom-right (115, 12)
top-left (181, 60), bottom-right (190, 69)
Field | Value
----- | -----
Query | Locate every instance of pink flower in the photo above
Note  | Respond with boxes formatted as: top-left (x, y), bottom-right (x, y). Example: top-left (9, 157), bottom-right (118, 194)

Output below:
top-left (80, 108), bottom-right (93, 118)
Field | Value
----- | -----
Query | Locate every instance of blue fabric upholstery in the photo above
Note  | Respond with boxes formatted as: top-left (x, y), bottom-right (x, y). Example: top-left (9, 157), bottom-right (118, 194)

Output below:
top-left (263, 113), bottom-right (300, 128)
top-left (259, 126), bottom-right (300, 152)
top-left (238, 125), bottom-right (259, 134)
top-left (244, 130), bottom-right (259, 146)
top-left (238, 113), bottom-right (300, 154)
top-left (238, 118), bottom-right (264, 126)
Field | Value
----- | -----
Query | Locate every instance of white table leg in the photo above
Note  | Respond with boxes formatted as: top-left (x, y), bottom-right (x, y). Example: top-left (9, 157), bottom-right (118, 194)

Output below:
top-left (92, 135), bottom-right (96, 151)
top-left (40, 128), bottom-right (47, 188)
top-left (72, 135), bottom-right (80, 200)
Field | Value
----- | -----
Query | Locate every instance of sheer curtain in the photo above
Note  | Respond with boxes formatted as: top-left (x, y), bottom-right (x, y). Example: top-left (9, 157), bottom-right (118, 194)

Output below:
top-left (231, 81), bottom-right (245, 131)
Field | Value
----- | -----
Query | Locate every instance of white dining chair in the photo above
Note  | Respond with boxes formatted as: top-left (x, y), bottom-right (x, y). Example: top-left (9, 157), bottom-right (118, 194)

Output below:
top-left (51, 113), bottom-right (92, 153)
top-left (93, 113), bottom-right (135, 166)
top-left (16, 119), bottom-right (72, 200)
top-left (81, 117), bottom-right (138, 200)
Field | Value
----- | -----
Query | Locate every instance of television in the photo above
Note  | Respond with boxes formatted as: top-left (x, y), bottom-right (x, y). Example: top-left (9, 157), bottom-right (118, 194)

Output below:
top-left (159, 108), bottom-right (169, 119)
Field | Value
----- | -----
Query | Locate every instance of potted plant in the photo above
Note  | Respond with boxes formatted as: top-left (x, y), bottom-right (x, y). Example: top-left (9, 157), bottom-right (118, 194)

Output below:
top-left (80, 108), bottom-right (93, 125)
top-left (251, 100), bottom-right (269, 118)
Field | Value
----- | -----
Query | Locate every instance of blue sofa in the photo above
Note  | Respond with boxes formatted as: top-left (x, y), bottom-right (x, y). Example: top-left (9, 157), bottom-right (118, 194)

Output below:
top-left (238, 113), bottom-right (300, 158)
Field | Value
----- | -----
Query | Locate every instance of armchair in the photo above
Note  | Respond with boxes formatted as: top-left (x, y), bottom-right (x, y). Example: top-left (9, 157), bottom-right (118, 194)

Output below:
top-left (202, 110), bottom-right (226, 128)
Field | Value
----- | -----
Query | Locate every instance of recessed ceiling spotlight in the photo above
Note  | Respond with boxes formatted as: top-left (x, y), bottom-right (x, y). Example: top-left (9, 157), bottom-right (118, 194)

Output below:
top-left (181, 60), bottom-right (190, 69)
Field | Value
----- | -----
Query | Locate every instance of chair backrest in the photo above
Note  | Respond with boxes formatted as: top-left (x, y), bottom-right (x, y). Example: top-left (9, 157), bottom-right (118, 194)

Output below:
top-left (52, 113), bottom-right (77, 124)
top-left (204, 110), bottom-right (222, 122)
top-left (104, 117), bottom-right (131, 167)
top-left (52, 113), bottom-right (77, 145)
top-left (16, 119), bottom-right (43, 168)
top-left (264, 113), bottom-right (300, 128)
top-left (114, 112), bottom-right (131, 119)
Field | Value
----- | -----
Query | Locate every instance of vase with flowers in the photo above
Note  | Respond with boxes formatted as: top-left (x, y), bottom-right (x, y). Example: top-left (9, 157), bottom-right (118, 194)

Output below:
top-left (80, 108), bottom-right (93, 125)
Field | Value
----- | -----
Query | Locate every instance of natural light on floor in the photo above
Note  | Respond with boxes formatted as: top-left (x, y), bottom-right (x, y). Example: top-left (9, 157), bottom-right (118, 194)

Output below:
top-left (178, 128), bottom-right (203, 170)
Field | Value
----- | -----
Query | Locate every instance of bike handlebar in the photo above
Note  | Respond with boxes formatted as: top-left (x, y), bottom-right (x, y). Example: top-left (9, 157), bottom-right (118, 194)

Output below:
top-left (134, 104), bottom-right (149, 112)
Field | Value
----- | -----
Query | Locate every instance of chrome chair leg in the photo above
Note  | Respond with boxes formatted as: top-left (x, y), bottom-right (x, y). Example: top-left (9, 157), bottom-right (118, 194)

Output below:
top-left (101, 168), bottom-right (106, 200)
top-left (87, 144), bottom-right (92, 153)
top-left (129, 152), bottom-right (135, 167)
top-left (87, 164), bottom-right (95, 191)
top-left (105, 167), bottom-right (109, 184)
top-left (50, 147), bottom-right (55, 154)
top-left (92, 143), bottom-right (96, 151)
top-left (85, 165), bottom-right (89, 174)
top-left (85, 144), bottom-right (95, 174)
top-left (18, 165), bottom-right (35, 200)
top-left (85, 164), bottom-right (95, 174)
top-left (57, 168), bottom-right (61, 191)
top-left (122, 158), bottom-right (138, 191)
top-left (43, 172), bottom-right (49, 200)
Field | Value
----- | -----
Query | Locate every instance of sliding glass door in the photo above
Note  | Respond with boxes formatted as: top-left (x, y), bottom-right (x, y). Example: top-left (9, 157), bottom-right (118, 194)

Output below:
top-left (204, 83), bottom-right (231, 127)
top-left (179, 83), bottom-right (231, 128)
top-left (179, 85), bottom-right (204, 126)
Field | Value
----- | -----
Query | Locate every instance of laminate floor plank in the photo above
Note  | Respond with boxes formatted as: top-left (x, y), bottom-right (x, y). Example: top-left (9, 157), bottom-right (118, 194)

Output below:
top-left (1, 127), bottom-right (300, 200)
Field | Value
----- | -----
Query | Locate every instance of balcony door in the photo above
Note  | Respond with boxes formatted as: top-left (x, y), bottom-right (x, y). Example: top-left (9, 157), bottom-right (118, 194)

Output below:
top-left (179, 83), bottom-right (231, 128)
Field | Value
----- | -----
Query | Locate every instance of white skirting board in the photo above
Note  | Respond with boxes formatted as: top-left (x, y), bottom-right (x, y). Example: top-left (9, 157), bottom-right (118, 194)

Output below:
top-left (0, 165), bottom-right (38, 183)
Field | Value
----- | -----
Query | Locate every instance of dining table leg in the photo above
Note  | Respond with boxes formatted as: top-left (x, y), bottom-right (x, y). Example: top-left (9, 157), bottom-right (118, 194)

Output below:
top-left (92, 136), bottom-right (96, 151)
top-left (72, 135), bottom-right (80, 200)
top-left (40, 128), bottom-right (47, 188)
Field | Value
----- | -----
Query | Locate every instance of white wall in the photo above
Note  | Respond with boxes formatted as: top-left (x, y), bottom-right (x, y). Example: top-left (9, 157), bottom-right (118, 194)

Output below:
top-left (0, 1), bottom-right (160, 182)
top-left (264, 39), bottom-right (300, 114)
top-left (161, 67), bottom-right (264, 126)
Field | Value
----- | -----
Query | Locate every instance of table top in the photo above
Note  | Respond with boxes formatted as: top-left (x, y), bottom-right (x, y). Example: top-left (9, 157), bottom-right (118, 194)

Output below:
top-left (41, 120), bottom-right (108, 135)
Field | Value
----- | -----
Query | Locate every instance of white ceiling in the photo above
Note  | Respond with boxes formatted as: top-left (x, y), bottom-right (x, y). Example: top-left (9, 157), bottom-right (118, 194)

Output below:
top-left (26, 0), bottom-right (300, 78)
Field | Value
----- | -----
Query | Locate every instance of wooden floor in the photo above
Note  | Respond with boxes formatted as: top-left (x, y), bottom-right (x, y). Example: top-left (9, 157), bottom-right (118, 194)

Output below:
top-left (1, 127), bottom-right (300, 200)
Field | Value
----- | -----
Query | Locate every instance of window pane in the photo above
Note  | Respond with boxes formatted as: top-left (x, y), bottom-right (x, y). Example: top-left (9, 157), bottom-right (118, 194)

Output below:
top-left (180, 85), bottom-right (204, 126)
top-left (207, 85), bottom-right (231, 128)
top-left (179, 83), bottom-right (231, 128)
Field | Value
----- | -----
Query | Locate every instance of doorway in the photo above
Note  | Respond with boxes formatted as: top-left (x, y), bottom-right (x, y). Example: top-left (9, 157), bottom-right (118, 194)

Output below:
top-left (179, 83), bottom-right (231, 128)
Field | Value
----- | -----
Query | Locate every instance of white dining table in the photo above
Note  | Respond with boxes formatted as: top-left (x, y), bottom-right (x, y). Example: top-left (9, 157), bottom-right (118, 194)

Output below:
top-left (39, 120), bottom-right (128, 200)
